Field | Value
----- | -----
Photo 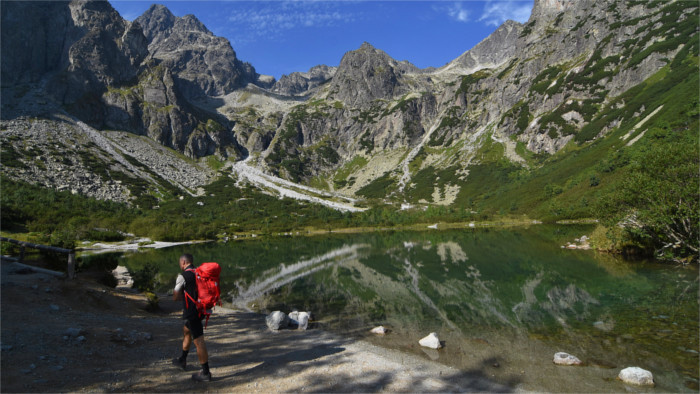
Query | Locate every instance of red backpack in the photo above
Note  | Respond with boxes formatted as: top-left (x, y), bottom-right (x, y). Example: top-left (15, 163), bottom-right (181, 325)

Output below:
top-left (184, 262), bottom-right (221, 328)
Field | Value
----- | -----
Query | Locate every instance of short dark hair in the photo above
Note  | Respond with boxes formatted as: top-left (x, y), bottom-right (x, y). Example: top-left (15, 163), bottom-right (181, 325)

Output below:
top-left (180, 254), bottom-right (194, 265)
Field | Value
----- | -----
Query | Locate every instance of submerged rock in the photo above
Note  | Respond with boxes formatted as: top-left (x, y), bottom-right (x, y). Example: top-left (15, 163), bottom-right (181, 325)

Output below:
top-left (419, 332), bottom-right (442, 349)
top-left (618, 367), bottom-right (654, 386)
top-left (553, 352), bottom-right (582, 366)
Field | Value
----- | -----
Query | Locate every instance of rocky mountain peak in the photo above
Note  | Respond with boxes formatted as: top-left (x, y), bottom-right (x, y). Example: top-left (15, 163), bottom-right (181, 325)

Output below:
top-left (135, 4), bottom-right (257, 98)
top-left (445, 19), bottom-right (522, 73)
top-left (135, 4), bottom-right (176, 42)
top-left (327, 42), bottom-right (417, 106)
top-left (359, 41), bottom-right (376, 51)
top-left (178, 14), bottom-right (211, 34)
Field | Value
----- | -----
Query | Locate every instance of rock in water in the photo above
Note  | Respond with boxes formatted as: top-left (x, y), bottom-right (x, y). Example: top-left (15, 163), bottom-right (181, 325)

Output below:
top-left (618, 367), bottom-right (654, 386)
top-left (297, 312), bottom-right (310, 330)
top-left (370, 326), bottom-right (387, 335)
top-left (265, 311), bottom-right (289, 331)
top-left (419, 332), bottom-right (442, 349)
top-left (553, 352), bottom-right (582, 365)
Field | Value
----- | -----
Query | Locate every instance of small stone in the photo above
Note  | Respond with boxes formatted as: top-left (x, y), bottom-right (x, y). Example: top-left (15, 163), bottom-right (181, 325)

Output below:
top-left (64, 328), bottom-right (85, 337)
top-left (76, 336), bottom-right (86, 343)
top-left (1, 345), bottom-right (13, 351)
top-left (31, 284), bottom-right (38, 290)
top-left (618, 367), bottom-right (654, 386)
top-left (553, 352), bottom-right (582, 366)
top-left (370, 326), bottom-right (387, 335)
top-left (50, 304), bottom-right (60, 311)
top-left (419, 332), bottom-right (442, 349)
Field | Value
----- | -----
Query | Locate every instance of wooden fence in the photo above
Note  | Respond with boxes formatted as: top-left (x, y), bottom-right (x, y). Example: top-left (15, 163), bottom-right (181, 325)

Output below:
top-left (0, 237), bottom-right (75, 279)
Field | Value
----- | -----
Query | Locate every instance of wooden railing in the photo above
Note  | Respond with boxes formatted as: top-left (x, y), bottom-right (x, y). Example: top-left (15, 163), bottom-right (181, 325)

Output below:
top-left (0, 237), bottom-right (75, 279)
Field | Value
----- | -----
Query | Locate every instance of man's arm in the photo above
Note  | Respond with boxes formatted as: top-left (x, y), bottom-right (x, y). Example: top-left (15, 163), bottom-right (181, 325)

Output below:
top-left (173, 274), bottom-right (185, 301)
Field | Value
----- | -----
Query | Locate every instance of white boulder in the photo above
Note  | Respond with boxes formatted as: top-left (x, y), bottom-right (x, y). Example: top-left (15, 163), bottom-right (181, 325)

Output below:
top-left (618, 367), bottom-right (654, 386)
top-left (288, 311), bottom-right (299, 324)
top-left (419, 332), bottom-right (442, 349)
top-left (297, 312), bottom-right (310, 330)
top-left (370, 326), bottom-right (387, 335)
top-left (287, 311), bottom-right (310, 330)
top-left (553, 352), bottom-right (582, 366)
top-left (265, 311), bottom-right (289, 330)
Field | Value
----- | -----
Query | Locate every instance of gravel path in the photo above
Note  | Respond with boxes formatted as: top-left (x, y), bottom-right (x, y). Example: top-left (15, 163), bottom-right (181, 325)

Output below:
top-left (1, 260), bottom-right (511, 393)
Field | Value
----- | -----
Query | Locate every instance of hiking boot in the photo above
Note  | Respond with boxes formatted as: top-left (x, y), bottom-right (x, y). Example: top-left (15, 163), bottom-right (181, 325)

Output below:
top-left (171, 357), bottom-right (186, 370)
top-left (191, 370), bottom-right (212, 382)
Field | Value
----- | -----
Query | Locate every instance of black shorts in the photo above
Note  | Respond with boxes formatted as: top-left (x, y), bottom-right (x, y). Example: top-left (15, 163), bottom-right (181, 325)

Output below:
top-left (184, 315), bottom-right (204, 340)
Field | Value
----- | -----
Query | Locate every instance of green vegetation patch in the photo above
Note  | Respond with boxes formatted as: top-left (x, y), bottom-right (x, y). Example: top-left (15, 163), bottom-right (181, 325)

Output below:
top-left (356, 172), bottom-right (398, 199)
top-left (456, 70), bottom-right (491, 97)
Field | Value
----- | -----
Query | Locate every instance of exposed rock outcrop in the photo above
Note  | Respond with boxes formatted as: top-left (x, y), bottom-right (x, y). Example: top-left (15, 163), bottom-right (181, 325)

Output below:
top-left (135, 4), bottom-right (258, 99)
top-left (272, 65), bottom-right (337, 96)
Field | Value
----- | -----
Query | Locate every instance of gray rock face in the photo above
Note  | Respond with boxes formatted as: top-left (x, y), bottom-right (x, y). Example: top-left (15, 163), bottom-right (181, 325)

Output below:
top-left (447, 20), bottom-right (523, 72)
top-left (272, 65), bottom-right (337, 96)
top-left (1, 0), bottom-right (148, 107)
top-left (136, 4), bottom-right (257, 99)
top-left (0, 1), bottom-right (73, 86)
top-left (327, 42), bottom-right (419, 107)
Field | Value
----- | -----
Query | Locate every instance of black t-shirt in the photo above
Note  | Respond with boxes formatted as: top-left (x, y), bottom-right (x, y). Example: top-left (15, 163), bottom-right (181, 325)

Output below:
top-left (181, 266), bottom-right (199, 319)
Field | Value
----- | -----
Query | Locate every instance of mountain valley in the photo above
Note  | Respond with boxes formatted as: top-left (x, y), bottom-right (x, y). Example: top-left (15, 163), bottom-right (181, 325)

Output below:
top-left (1, 0), bottom-right (697, 262)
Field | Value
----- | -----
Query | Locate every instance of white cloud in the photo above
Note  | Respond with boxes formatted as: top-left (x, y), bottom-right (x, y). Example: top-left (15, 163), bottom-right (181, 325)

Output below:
top-left (226, 1), bottom-right (357, 45)
top-left (478, 0), bottom-right (533, 27)
top-left (447, 2), bottom-right (470, 22)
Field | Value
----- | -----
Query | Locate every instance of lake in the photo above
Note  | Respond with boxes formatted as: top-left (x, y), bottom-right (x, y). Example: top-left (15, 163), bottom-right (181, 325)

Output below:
top-left (81, 225), bottom-right (699, 392)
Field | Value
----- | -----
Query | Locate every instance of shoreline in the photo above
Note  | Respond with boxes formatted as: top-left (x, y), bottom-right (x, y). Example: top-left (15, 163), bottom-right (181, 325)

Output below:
top-left (0, 261), bottom-right (511, 392)
top-left (73, 218), bottom-right (598, 250)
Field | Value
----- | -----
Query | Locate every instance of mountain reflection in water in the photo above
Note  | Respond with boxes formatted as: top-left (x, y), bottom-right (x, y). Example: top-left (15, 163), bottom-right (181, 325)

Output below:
top-left (96, 226), bottom-right (698, 392)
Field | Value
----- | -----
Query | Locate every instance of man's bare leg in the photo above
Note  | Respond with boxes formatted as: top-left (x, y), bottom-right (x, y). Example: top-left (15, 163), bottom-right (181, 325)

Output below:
top-left (182, 325), bottom-right (193, 351)
top-left (172, 324), bottom-right (192, 370)
top-left (193, 336), bottom-right (208, 364)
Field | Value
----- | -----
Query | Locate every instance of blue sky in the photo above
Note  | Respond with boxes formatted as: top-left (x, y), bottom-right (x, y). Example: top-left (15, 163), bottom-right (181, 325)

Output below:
top-left (110, 1), bottom-right (534, 80)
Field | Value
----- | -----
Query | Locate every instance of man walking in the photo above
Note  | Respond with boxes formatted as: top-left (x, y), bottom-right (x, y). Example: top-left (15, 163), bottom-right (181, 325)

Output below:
top-left (172, 253), bottom-right (212, 381)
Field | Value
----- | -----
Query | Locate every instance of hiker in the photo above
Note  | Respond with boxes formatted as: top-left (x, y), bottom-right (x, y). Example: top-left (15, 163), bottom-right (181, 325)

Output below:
top-left (172, 253), bottom-right (212, 382)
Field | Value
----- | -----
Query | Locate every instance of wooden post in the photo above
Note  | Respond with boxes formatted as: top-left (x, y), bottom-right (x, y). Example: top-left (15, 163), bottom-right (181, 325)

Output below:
top-left (19, 246), bottom-right (25, 264)
top-left (67, 253), bottom-right (76, 279)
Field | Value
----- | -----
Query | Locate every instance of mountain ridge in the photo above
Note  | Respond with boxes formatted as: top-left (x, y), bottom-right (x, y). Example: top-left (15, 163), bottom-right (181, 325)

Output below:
top-left (1, 0), bottom-right (697, 260)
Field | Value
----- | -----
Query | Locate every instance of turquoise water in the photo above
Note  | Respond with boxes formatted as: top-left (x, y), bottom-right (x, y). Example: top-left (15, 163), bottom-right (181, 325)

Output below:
top-left (81, 225), bottom-right (699, 391)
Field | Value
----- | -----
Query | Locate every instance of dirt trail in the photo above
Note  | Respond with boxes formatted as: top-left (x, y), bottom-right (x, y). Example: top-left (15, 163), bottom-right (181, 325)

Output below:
top-left (1, 260), bottom-right (511, 393)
